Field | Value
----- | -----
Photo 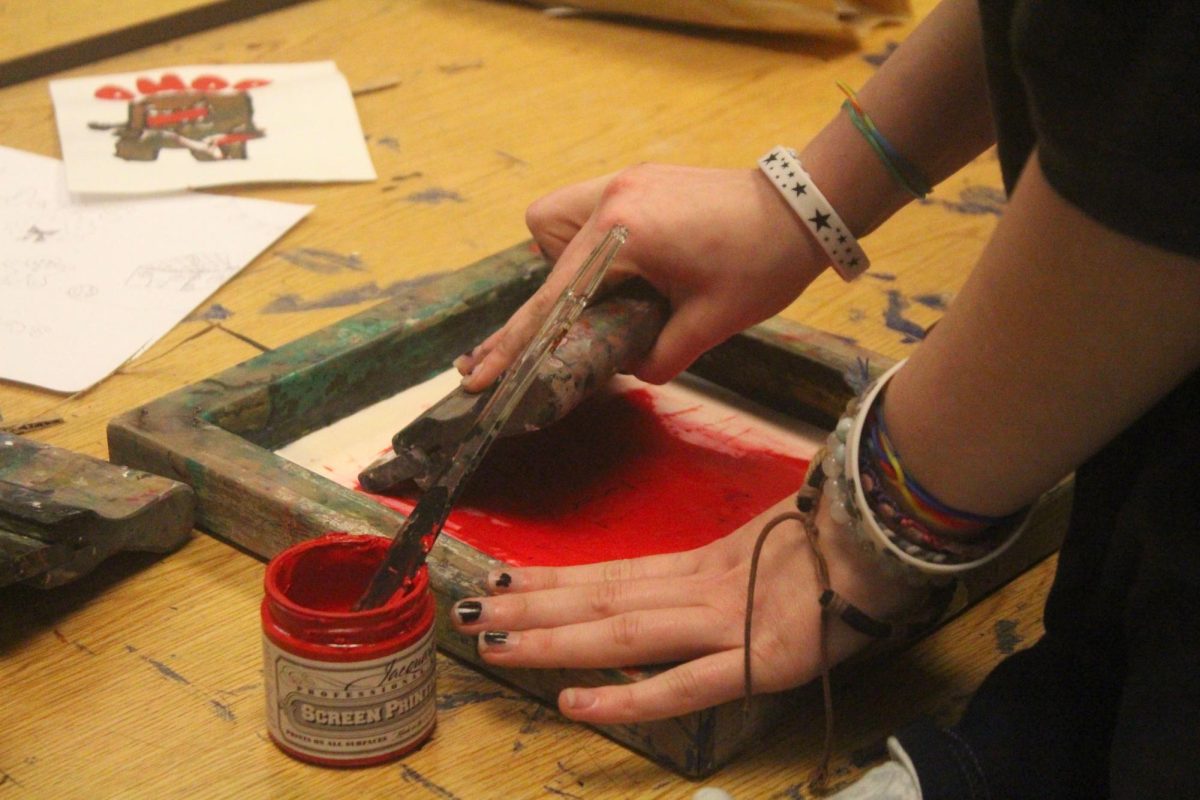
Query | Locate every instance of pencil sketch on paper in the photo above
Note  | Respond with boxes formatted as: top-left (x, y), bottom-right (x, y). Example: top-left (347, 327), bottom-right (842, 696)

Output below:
top-left (0, 258), bottom-right (71, 289)
top-left (88, 73), bottom-right (269, 163)
top-left (22, 225), bottom-right (59, 242)
top-left (0, 145), bottom-right (311, 392)
top-left (126, 253), bottom-right (234, 292)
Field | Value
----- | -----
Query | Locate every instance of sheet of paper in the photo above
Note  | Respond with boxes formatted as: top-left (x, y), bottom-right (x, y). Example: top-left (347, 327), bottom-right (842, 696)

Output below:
top-left (0, 145), bottom-right (312, 393)
top-left (50, 61), bottom-right (376, 195)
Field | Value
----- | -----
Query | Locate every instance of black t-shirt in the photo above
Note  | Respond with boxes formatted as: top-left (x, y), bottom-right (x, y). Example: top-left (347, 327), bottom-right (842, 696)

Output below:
top-left (892, 7), bottom-right (1200, 795)
top-left (979, 0), bottom-right (1200, 258)
top-left (977, 1), bottom-right (1200, 590)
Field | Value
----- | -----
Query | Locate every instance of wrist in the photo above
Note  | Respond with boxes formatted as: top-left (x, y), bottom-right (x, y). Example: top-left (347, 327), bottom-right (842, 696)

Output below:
top-left (798, 107), bottom-right (916, 239)
top-left (819, 494), bottom-right (928, 622)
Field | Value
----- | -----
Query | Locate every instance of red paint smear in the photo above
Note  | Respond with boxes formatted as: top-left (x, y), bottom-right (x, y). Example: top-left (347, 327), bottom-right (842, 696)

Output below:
top-left (95, 85), bottom-right (135, 101)
top-left (147, 108), bottom-right (209, 127)
top-left (360, 388), bottom-right (808, 567)
top-left (212, 133), bottom-right (258, 145)
top-left (137, 74), bottom-right (187, 95)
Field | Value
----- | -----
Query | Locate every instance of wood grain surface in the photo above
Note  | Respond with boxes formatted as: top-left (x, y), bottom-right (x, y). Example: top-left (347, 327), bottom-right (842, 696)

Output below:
top-left (0, 0), bottom-right (309, 87)
top-left (0, 1), bottom-right (1054, 797)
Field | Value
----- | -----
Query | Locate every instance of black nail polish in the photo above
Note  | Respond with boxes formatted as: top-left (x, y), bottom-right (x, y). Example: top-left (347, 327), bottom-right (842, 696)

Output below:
top-left (494, 572), bottom-right (512, 588)
top-left (483, 631), bottom-right (508, 646)
top-left (455, 600), bottom-right (482, 624)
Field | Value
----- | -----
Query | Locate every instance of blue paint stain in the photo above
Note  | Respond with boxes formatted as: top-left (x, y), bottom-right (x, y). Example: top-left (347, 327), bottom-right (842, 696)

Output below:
top-left (261, 271), bottom-right (450, 313)
top-left (884, 290), bottom-right (927, 343)
top-left (436, 689), bottom-right (510, 710)
top-left (995, 619), bottom-right (1024, 654)
top-left (922, 185), bottom-right (1006, 216)
top-left (863, 41), bottom-right (899, 67)
top-left (209, 700), bottom-right (236, 721)
top-left (438, 60), bottom-right (484, 74)
top-left (843, 357), bottom-right (873, 395)
top-left (405, 187), bottom-right (465, 205)
top-left (144, 657), bottom-right (189, 684)
top-left (913, 292), bottom-right (949, 311)
top-left (196, 303), bottom-right (233, 321)
top-left (275, 248), bottom-right (366, 274)
top-left (400, 765), bottom-right (464, 800)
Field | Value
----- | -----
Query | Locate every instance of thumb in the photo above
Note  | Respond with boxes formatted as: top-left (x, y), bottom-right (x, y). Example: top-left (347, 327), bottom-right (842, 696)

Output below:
top-left (460, 220), bottom-right (617, 392)
top-left (632, 299), bottom-right (729, 385)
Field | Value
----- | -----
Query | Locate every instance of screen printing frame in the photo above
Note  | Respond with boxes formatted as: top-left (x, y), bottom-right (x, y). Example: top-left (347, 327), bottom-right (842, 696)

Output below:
top-left (107, 241), bottom-right (1069, 777)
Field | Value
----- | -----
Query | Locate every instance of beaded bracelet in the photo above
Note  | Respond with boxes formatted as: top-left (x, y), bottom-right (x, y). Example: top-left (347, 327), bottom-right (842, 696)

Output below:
top-left (745, 359), bottom-right (1033, 790)
top-left (837, 82), bottom-right (933, 200)
top-left (758, 145), bottom-right (870, 281)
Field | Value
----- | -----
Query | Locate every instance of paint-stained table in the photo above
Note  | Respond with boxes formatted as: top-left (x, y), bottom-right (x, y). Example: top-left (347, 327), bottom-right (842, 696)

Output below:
top-left (0, 1), bottom-right (1055, 797)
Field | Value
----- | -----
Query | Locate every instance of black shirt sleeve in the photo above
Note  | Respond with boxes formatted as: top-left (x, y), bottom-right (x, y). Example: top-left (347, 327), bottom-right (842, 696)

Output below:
top-left (982, 1), bottom-right (1200, 258)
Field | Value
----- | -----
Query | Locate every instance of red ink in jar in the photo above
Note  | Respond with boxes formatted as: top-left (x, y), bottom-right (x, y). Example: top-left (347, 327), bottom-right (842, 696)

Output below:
top-left (261, 533), bottom-right (436, 766)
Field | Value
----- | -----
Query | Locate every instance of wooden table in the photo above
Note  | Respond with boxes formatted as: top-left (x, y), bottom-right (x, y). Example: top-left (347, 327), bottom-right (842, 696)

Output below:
top-left (0, 0), bottom-right (307, 87)
top-left (0, 1), bottom-right (1055, 797)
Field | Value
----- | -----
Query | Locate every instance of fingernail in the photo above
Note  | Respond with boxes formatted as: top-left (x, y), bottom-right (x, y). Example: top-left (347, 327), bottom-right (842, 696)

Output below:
top-left (460, 365), bottom-right (479, 386)
top-left (452, 355), bottom-right (470, 373)
top-left (481, 630), bottom-right (516, 649)
top-left (490, 571), bottom-right (513, 590)
top-left (454, 600), bottom-right (482, 624)
top-left (562, 688), bottom-right (598, 710)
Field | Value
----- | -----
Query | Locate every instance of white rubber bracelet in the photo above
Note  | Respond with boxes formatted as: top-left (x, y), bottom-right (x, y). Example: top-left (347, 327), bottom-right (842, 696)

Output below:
top-left (758, 145), bottom-right (869, 281)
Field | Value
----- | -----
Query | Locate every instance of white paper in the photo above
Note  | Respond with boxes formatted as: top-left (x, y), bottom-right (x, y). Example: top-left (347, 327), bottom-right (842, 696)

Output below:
top-left (0, 145), bottom-right (312, 392)
top-left (50, 61), bottom-right (375, 195)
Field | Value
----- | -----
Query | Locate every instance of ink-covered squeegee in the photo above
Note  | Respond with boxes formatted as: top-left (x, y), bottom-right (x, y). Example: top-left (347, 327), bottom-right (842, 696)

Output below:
top-left (357, 276), bottom-right (668, 494)
top-left (354, 227), bottom-right (670, 609)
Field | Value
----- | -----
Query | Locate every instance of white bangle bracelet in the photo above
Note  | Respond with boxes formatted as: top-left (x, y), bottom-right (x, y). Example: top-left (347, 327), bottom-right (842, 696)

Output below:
top-left (843, 360), bottom-right (1030, 577)
top-left (758, 145), bottom-right (870, 281)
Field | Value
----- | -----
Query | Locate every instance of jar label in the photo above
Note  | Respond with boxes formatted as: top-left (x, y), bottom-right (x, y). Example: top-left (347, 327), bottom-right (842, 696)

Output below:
top-left (263, 627), bottom-right (436, 761)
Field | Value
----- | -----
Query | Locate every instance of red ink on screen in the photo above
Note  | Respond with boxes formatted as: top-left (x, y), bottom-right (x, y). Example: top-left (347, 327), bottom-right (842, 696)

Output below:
top-left (361, 389), bottom-right (809, 567)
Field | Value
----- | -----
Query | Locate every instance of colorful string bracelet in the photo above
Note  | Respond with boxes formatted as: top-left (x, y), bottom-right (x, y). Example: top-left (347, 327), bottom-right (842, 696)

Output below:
top-left (842, 360), bottom-right (1032, 576)
top-left (868, 402), bottom-right (1023, 538)
top-left (837, 81), bottom-right (933, 200)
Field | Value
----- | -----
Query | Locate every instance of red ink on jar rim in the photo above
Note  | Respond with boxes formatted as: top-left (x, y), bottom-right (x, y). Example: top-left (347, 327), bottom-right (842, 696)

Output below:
top-left (261, 534), bottom-right (437, 767)
top-left (362, 388), bottom-right (809, 567)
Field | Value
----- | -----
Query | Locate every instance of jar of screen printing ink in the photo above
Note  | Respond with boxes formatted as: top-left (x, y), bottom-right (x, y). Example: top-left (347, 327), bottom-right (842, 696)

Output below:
top-left (261, 533), bottom-right (437, 767)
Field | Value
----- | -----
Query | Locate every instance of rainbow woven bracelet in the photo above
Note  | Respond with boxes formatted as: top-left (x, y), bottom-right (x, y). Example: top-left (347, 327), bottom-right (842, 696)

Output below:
top-left (837, 82), bottom-right (932, 200)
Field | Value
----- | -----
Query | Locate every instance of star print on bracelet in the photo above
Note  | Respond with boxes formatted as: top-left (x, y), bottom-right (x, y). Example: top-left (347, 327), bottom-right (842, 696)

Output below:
top-left (758, 146), bottom-right (870, 281)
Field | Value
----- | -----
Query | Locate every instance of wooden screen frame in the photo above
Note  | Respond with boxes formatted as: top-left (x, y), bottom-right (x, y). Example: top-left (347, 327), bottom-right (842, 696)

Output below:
top-left (108, 241), bottom-right (1068, 776)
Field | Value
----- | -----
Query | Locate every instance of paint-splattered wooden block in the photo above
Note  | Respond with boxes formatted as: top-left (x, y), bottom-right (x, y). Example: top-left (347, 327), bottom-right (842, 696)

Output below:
top-left (0, 433), bottom-right (194, 588)
top-left (106, 241), bottom-right (1070, 777)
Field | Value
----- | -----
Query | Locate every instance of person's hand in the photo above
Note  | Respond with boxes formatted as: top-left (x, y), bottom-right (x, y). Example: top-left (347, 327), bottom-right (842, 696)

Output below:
top-left (448, 493), bottom-right (924, 724)
top-left (455, 163), bottom-right (829, 391)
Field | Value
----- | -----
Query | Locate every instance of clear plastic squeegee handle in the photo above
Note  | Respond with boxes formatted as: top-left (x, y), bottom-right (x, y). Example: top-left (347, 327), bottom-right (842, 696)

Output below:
top-left (354, 225), bottom-right (627, 609)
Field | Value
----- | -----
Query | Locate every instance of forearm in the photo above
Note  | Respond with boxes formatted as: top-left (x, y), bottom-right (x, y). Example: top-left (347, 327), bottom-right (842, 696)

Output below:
top-left (797, 0), bottom-right (995, 239)
top-left (884, 157), bottom-right (1200, 516)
